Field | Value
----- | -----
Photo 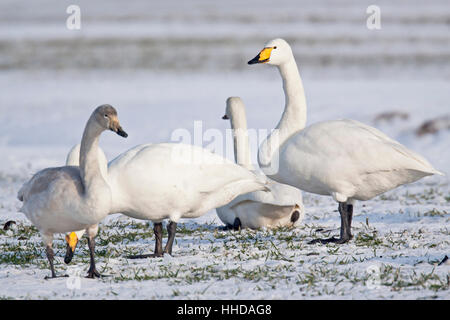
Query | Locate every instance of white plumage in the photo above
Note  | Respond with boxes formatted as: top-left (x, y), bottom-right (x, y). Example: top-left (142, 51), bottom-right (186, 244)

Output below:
top-left (249, 38), bottom-right (443, 244)
top-left (64, 141), bottom-right (268, 259)
top-left (216, 97), bottom-right (304, 229)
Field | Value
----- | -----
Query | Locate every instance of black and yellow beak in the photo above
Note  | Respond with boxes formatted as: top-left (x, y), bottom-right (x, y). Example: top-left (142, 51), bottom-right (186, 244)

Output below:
top-left (222, 114), bottom-right (229, 120)
top-left (64, 232), bottom-right (78, 264)
top-left (109, 116), bottom-right (128, 138)
top-left (248, 47), bottom-right (273, 65)
top-left (115, 126), bottom-right (128, 138)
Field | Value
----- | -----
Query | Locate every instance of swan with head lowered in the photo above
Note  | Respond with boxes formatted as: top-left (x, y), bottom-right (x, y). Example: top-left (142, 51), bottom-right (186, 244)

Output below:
top-left (17, 105), bottom-right (128, 278)
top-left (248, 38), bottom-right (444, 244)
top-left (63, 141), bottom-right (268, 261)
top-left (216, 97), bottom-right (304, 230)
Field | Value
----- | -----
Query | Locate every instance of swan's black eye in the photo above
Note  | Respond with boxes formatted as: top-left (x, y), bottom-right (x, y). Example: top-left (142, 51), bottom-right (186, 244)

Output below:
top-left (273, 46), bottom-right (277, 49)
top-left (104, 114), bottom-right (108, 118)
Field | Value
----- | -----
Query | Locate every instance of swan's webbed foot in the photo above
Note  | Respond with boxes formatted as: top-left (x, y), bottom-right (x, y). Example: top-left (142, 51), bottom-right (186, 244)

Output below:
top-left (85, 266), bottom-right (110, 278)
top-left (219, 224), bottom-right (233, 231)
top-left (44, 244), bottom-right (68, 279)
top-left (220, 219), bottom-right (241, 231)
top-left (126, 253), bottom-right (164, 259)
top-left (308, 236), bottom-right (350, 245)
top-left (308, 202), bottom-right (353, 245)
top-left (86, 266), bottom-right (102, 279)
top-left (85, 236), bottom-right (106, 279)
top-left (45, 274), bottom-right (69, 280)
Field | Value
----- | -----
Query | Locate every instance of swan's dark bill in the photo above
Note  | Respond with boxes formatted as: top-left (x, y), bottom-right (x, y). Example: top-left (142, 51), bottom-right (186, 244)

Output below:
top-left (3, 220), bottom-right (16, 230)
top-left (291, 210), bottom-right (300, 223)
top-left (64, 232), bottom-right (78, 264)
top-left (438, 255), bottom-right (448, 266)
top-left (248, 55), bottom-right (268, 65)
top-left (64, 245), bottom-right (74, 264)
top-left (248, 47), bottom-right (273, 64)
top-left (115, 127), bottom-right (128, 137)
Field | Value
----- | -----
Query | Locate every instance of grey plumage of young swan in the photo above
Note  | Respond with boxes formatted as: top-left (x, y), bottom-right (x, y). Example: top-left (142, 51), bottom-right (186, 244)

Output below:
top-left (17, 104), bottom-right (128, 279)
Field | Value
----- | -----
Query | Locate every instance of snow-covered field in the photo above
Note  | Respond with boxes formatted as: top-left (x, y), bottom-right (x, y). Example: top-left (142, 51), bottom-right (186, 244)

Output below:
top-left (0, 0), bottom-right (449, 299)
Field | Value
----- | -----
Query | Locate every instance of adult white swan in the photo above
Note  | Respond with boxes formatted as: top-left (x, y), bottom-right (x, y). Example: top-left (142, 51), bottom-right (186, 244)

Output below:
top-left (216, 97), bottom-right (304, 230)
top-left (63, 141), bottom-right (268, 261)
top-left (17, 105), bottom-right (128, 278)
top-left (248, 38), bottom-right (443, 244)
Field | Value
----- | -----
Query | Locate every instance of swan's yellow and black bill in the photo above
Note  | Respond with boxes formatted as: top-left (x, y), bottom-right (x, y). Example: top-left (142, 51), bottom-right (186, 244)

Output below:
top-left (248, 47), bottom-right (273, 65)
top-left (64, 232), bottom-right (78, 264)
top-left (109, 115), bottom-right (128, 138)
top-left (222, 114), bottom-right (229, 120)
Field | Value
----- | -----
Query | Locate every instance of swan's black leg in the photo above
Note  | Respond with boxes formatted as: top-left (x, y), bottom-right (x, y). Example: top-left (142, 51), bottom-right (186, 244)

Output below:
top-left (309, 202), bottom-right (352, 244)
top-left (43, 245), bottom-right (68, 279)
top-left (86, 237), bottom-right (102, 278)
top-left (153, 222), bottom-right (164, 256)
top-left (233, 218), bottom-right (241, 231)
top-left (338, 202), bottom-right (352, 242)
top-left (127, 222), bottom-right (164, 259)
top-left (45, 245), bottom-right (56, 279)
top-left (163, 221), bottom-right (177, 255)
top-left (346, 204), bottom-right (353, 239)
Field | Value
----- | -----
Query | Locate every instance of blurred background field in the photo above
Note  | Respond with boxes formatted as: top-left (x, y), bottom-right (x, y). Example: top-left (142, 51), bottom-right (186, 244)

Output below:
top-left (0, 0), bottom-right (449, 156)
top-left (2, 0), bottom-right (450, 75)
top-left (1, 0), bottom-right (449, 153)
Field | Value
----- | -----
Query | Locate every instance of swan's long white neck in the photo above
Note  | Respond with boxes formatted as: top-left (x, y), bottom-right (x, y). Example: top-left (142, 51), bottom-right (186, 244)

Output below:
top-left (79, 115), bottom-right (110, 204)
top-left (258, 57), bottom-right (307, 168)
top-left (230, 108), bottom-right (254, 171)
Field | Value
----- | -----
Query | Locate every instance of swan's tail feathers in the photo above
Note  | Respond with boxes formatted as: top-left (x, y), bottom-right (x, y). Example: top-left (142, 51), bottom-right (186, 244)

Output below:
top-left (250, 169), bottom-right (271, 187)
top-left (16, 183), bottom-right (29, 213)
top-left (390, 142), bottom-right (444, 177)
top-left (199, 178), bottom-right (268, 214)
top-left (66, 144), bottom-right (81, 166)
top-left (432, 169), bottom-right (445, 176)
top-left (17, 183), bottom-right (27, 202)
top-left (419, 166), bottom-right (444, 177)
top-left (232, 178), bottom-right (269, 196)
top-left (254, 174), bottom-right (272, 193)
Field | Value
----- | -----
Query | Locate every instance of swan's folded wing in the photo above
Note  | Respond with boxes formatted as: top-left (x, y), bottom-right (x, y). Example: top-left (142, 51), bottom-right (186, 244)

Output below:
top-left (301, 119), bottom-right (443, 177)
top-left (229, 180), bottom-right (303, 207)
top-left (344, 119), bottom-right (443, 176)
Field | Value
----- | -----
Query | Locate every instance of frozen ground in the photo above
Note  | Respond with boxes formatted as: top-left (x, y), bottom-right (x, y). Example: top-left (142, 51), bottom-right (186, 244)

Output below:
top-left (0, 0), bottom-right (449, 299)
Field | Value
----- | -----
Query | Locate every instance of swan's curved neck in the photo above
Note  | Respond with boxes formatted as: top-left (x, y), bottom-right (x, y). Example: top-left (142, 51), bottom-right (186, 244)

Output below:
top-left (79, 116), bottom-right (109, 200)
top-left (230, 110), bottom-right (254, 171)
top-left (259, 57), bottom-right (307, 168)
